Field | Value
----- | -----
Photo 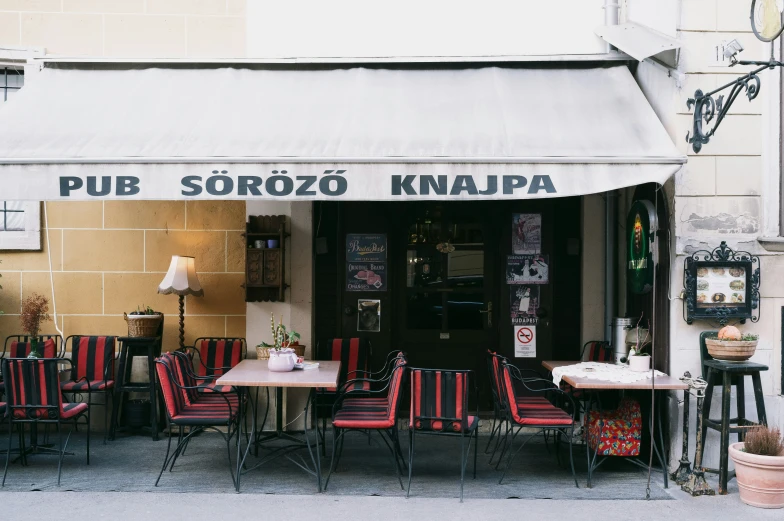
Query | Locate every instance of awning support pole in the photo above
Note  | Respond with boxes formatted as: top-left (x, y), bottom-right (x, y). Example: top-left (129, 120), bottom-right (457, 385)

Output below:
top-left (604, 190), bottom-right (617, 342)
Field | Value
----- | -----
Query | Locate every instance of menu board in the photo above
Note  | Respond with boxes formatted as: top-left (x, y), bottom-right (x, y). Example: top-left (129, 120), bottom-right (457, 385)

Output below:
top-left (695, 266), bottom-right (747, 309)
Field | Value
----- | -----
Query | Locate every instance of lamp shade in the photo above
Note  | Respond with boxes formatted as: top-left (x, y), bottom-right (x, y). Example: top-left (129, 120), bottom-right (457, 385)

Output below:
top-left (157, 255), bottom-right (204, 296)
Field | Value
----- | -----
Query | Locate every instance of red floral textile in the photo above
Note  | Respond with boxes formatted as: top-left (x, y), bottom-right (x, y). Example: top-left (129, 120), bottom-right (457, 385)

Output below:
top-left (585, 398), bottom-right (642, 457)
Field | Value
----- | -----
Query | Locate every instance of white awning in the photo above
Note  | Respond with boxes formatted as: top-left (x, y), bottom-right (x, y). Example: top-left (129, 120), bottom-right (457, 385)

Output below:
top-left (595, 22), bottom-right (681, 63)
top-left (0, 64), bottom-right (685, 201)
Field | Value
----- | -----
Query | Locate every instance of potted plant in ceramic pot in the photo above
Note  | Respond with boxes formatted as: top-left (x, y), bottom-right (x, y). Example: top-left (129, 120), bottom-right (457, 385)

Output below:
top-left (729, 425), bottom-right (784, 508)
top-left (257, 314), bottom-right (301, 372)
top-left (705, 325), bottom-right (759, 362)
top-left (626, 319), bottom-right (651, 372)
top-left (20, 292), bottom-right (51, 358)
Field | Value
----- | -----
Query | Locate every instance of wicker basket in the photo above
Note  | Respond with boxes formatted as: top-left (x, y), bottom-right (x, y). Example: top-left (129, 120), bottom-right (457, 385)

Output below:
top-left (256, 344), bottom-right (306, 360)
top-left (124, 312), bottom-right (163, 338)
top-left (705, 338), bottom-right (758, 362)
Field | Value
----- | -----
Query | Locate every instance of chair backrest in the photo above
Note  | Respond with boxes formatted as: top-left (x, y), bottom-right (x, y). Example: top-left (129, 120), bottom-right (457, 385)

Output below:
top-left (410, 368), bottom-right (473, 432)
top-left (318, 338), bottom-right (371, 390)
top-left (699, 330), bottom-right (719, 379)
top-left (499, 362), bottom-right (522, 423)
top-left (384, 358), bottom-right (407, 423)
top-left (194, 338), bottom-right (246, 377)
top-left (582, 340), bottom-right (612, 362)
top-left (486, 350), bottom-right (506, 410)
top-left (3, 335), bottom-right (60, 359)
top-left (1, 358), bottom-right (64, 420)
top-left (155, 353), bottom-right (187, 420)
top-left (67, 336), bottom-right (116, 382)
top-left (170, 350), bottom-right (201, 405)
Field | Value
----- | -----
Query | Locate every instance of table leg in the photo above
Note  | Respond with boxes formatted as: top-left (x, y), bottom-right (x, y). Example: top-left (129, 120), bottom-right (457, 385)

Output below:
top-left (736, 375), bottom-right (746, 442)
top-left (751, 372), bottom-right (767, 427)
top-left (109, 346), bottom-right (128, 441)
top-left (235, 386), bottom-right (244, 493)
top-left (276, 387), bottom-right (284, 434)
top-left (719, 370), bottom-right (731, 495)
top-left (654, 391), bottom-right (669, 489)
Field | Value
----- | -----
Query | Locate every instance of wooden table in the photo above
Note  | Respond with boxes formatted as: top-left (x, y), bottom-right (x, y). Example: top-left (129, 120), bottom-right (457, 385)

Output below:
top-left (541, 360), bottom-right (686, 490)
top-left (217, 360), bottom-right (341, 493)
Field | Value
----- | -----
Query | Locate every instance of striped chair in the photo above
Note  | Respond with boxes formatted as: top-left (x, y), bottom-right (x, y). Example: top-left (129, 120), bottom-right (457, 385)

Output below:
top-left (1, 358), bottom-right (89, 486)
top-left (315, 338), bottom-right (372, 450)
top-left (325, 355), bottom-right (407, 491)
top-left (154, 352), bottom-right (241, 489)
top-left (60, 336), bottom-right (116, 443)
top-left (2, 336), bottom-right (61, 359)
top-left (407, 368), bottom-right (479, 502)
top-left (183, 338), bottom-right (246, 394)
top-left (498, 360), bottom-right (578, 488)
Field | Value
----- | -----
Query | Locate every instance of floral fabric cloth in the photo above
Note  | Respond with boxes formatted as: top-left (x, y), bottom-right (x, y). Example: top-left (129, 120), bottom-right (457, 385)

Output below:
top-left (585, 398), bottom-right (642, 457)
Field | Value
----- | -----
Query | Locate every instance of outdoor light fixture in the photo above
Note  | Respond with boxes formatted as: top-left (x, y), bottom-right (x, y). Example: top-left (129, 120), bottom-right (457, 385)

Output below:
top-left (687, 0), bottom-right (784, 153)
top-left (158, 255), bottom-right (204, 350)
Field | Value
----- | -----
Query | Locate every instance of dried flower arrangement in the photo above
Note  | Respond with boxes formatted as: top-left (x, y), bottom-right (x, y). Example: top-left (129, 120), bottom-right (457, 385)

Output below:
top-left (20, 292), bottom-right (51, 339)
top-left (744, 425), bottom-right (784, 457)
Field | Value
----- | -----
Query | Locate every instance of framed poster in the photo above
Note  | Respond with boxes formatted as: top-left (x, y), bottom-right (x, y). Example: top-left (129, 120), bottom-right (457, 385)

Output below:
top-left (512, 213), bottom-right (541, 254)
top-left (347, 262), bottom-right (387, 291)
top-left (683, 242), bottom-right (760, 324)
top-left (506, 254), bottom-right (549, 284)
top-left (510, 286), bottom-right (539, 325)
top-left (357, 299), bottom-right (381, 332)
top-left (346, 234), bottom-right (387, 262)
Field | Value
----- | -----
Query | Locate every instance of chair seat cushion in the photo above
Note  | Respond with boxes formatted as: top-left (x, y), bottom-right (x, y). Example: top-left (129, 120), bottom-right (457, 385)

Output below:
top-left (332, 408), bottom-right (394, 429)
top-left (340, 397), bottom-right (389, 412)
top-left (197, 381), bottom-right (235, 394)
top-left (62, 402), bottom-right (89, 419)
top-left (61, 379), bottom-right (114, 392)
top-left (11, 402), bottom-right (87, 420)
top-left (191, 395), bottom-right (241, 408)
top-left (516, 396), bottom-right (552, 408)
top-left (171, 404), bottom-right (237, 425)
top-left (410, 415), bottom-right (478, 433)
top-left (514, 406), bottom-right (574, 426)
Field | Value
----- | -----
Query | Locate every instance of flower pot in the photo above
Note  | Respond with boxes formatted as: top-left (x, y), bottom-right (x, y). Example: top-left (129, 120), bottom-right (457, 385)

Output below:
top-left (729, 442), bottom-right (784, 508)
top-left (628, 354), bottom-right (651, 372)
top-left (267, 347), bottom-right (297, 372)
top-left (705, 338), bottom-right (758, 362)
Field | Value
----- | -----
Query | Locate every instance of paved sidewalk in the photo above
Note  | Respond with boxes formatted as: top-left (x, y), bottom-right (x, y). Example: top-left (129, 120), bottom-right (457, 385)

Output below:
top-left (2, 491), bottom-right (780, 520)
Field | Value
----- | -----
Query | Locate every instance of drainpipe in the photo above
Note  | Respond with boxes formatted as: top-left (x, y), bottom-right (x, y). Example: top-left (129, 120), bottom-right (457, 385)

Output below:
top-left (605, 191), bottom-right (618, 341)
top-left (604, 0), bottom-right (620, 53)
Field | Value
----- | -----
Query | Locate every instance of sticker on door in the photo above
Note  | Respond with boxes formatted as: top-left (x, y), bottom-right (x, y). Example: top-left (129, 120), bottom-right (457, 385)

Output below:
top-left (514, 326), bottom-right (537, 358)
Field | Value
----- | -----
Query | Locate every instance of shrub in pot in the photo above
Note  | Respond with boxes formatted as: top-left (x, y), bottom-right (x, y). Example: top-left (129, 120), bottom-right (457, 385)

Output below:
top-left (729, 425), bottom-right (784, 508)
top-left (705, 325), bottom-right (758, 362)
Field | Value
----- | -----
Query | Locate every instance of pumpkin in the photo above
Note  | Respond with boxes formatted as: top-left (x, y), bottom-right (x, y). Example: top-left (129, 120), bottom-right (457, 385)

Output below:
top-left (718, 325), bottom-right (742, 341)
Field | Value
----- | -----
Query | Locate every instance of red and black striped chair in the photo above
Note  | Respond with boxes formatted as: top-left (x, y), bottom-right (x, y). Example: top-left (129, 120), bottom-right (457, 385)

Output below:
top-left (485, 351), bottom-right (550, 464)
top-left (2, 335), bottom-right (62, 359)
top-left (498, 360), bottom-right (578, 488)
top-left (154, 352), bottom-right (241, 489)
top-left (325, 355), bottom-right (407, 491)
top-left (407, 368), bottom-right (479, 502)
top-left (183, 337), bottom-right (246, 394)
top-left (60, 336), bottom-right (116, 443)
top-left (1, 358), bottom-right (89, 486)
top-left (314, 337), bottom-right (372, 450)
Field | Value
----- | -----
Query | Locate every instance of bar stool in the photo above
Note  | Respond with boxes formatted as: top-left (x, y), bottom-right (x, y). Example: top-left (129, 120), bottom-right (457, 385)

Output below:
top-left (698, 332), bottom-right (768, 494)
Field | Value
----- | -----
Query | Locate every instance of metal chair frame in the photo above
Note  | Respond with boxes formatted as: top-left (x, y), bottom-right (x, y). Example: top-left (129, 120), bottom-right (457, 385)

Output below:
top-left (406, 367), bottom-right (479, 502)
top-left (186, 337), bottom-right (247, 376)
top-left (1, 335), bottom-right (65, 359)
top-left (1, 358), bottom-right (89, 487)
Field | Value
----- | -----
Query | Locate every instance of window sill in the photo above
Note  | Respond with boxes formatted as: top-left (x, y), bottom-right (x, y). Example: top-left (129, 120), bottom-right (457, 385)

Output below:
top-left (757, 237), bottom-right (784, 252)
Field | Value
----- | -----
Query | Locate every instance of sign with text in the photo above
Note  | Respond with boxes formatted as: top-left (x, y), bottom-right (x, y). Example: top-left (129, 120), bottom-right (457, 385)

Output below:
top-left (346, 262), bottom-right (387, 291)
top-left (346, 234), bottom-right (387, 262)
top-left (506, 254), bottom-right (549, 285)
top-left (513, 326), bottom-right (537, 358)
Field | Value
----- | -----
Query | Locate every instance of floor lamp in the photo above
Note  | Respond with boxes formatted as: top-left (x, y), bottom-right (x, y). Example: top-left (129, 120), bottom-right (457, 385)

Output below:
top-left (158, 255), bottom-right (203, 350)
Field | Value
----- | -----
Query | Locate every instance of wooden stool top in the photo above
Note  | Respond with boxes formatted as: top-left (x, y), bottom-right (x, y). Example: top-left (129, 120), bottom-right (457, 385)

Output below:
top-left (704, 359), bottom-right (768, 372)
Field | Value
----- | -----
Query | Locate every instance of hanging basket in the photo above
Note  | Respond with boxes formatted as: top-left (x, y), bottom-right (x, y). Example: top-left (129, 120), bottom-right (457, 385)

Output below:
top-left (124, 312), bottom-right (163, 338)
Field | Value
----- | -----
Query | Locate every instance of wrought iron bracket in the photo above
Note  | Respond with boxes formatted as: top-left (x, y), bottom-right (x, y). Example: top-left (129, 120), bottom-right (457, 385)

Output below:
top-left (683, 241), bottom-right (760, 326)
top-left (687, 59), bottom-right (782, 153)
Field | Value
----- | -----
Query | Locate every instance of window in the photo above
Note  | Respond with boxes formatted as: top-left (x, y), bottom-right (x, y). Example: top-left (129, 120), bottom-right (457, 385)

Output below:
top-left (0, 68), bottom-right (39, 250)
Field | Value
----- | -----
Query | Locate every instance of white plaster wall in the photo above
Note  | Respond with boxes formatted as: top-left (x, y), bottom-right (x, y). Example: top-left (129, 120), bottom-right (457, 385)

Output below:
top-left (246, 201), bottom-right (314, 431)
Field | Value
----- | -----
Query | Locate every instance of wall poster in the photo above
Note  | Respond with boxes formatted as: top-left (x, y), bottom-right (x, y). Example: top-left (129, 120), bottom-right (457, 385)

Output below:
top-left (512, 213), bottom-right (541, 254)
top-left (347, 262), bottom-right (387, 291)
top-left (510, 286), bottom-right (539, 325)
top-left (346, 234), bottom-right (387, 262)
top-left (506, 254), bottom-right (549, 284)
top-left (357, 299), bottom-right (381, 332)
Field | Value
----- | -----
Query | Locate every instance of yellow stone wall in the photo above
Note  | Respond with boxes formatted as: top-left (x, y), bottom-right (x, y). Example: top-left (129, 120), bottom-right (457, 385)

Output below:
top-left (0, 201), bottom-right (247, 351)
top-left (0, 0), bottom-right (246, 58)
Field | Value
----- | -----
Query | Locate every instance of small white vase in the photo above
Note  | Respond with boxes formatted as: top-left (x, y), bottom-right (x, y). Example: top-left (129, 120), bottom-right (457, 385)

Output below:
top-left (628, 354), bottom-right (651, 372)
top-left (267, 348), bottom-right (297, 372)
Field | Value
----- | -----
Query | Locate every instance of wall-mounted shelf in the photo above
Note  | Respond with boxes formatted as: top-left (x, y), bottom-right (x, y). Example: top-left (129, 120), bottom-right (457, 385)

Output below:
top-left (243, 215), bottom-right (287, 302)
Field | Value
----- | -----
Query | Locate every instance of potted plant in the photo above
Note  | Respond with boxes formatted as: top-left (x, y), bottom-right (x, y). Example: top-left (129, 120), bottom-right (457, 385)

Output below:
top-left (20, 292), bottom-right (51, 358)
top-left (705, 325), bottom-right (759, 362)
top-left (626, 318), bottom-right (651, 372)
top-left (257, 314), bottom-right (301, 372)
top-left (124, 305), bottom-right (163, 337)
top-left (729, 425), bottom-right (784, 508)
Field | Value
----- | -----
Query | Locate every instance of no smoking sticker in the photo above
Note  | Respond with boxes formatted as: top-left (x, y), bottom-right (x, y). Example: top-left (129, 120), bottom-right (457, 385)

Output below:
top-left (514, 326), bottom-right (536, 358)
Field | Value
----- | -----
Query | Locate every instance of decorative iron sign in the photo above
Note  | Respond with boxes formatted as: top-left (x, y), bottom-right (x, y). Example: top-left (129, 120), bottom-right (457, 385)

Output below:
top-left (627, 200), bottom-right (657, 295)
top-left (683, 242), bottom-right (760, 325)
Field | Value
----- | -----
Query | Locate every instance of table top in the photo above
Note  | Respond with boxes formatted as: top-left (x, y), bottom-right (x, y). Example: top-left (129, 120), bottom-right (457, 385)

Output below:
top-left (541, 360), bottom-right (688, 390)
top-left (216, 359), bottom-right (341, 388)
